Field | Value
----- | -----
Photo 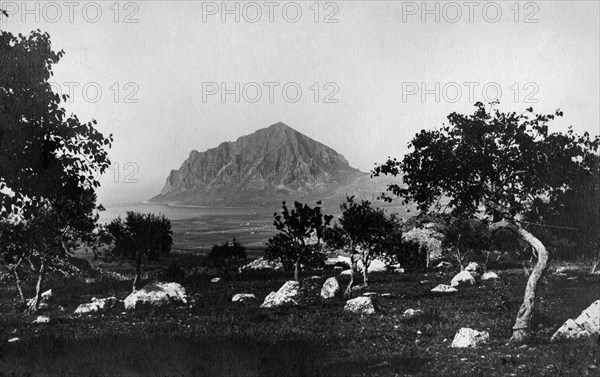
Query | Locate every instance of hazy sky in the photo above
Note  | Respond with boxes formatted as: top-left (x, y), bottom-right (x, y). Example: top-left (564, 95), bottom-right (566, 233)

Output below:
top-left (2, 1), bottom-right (599, 205)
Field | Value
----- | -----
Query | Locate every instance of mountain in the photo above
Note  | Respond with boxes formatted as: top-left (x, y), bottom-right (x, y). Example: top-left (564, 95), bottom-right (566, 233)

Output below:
top-left (150, 122), bottom-right (401, 207)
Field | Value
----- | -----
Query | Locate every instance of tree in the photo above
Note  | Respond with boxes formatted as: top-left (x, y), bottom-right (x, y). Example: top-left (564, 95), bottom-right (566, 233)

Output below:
top-left (0, 26), bottom-right (112, 311)
top-left (267, 201), bottom-right (332, 281)
top-left (373, 102), bottom-right (599, 342)
top-left (106, 212), bottom-right (173, 291)
top-left (324, 196), bottom-right (396, 295)
top-left (208, 238), bottom-right (247, 270)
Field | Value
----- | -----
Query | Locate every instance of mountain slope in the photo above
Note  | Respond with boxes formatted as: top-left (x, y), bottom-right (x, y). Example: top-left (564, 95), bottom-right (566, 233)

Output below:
top-left (150, 122), bottom-right (400, 206)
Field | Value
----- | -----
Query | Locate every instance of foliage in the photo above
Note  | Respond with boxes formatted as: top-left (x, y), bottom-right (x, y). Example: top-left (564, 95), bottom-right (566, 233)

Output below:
top-left (442, 217), bottom-right (492, 269)
top-left (267, 201), bottom-right (332, 280)
top-left (0, 26), bottom-right (111, 308)
top-left (265, 233), bottom-right (325, 271)
top-left (207, 239), bottom-right (247, 270)
top-left (105, 212), bottom-right (172, 290)
top-left (373, 102), bottom-right (600, 221)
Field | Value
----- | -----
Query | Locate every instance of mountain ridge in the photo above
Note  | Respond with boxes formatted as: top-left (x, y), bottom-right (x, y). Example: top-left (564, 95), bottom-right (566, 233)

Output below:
top-left (150, 122), bottom-right (399, 207)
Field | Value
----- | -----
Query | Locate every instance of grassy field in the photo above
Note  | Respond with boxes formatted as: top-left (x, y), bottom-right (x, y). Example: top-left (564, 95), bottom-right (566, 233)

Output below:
top-left (0, 258), bottom-right (598, 376)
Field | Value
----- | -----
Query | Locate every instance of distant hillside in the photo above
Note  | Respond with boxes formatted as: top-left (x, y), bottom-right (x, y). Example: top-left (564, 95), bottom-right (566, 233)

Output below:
top-left (150, 122), bottom-right (402, 207)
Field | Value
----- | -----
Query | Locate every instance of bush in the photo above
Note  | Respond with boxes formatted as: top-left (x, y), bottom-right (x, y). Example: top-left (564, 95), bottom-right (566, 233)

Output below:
top-left (395, 240), bottom-right (428, 272)
top-left (265, 233), bottom-right (325, 272)
top-left (207, 239), bottom-right (247, 270)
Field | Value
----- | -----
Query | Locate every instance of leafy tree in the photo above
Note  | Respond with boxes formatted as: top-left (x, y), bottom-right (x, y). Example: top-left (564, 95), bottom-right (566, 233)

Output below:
top-left (266, 201), bottom-right (332, 281)
top-left (106, 212), bottom-right (173, 291)
top-left (0, 25), bottom-right (111, 311)
top-left (373, 102), bottom-right (599, 343)
top-left (442, 216), bottom-right (491, 271)
top-left (208, 238), bottom-right (247, 270)
top-left (324, 196), bottom-right (396, 295)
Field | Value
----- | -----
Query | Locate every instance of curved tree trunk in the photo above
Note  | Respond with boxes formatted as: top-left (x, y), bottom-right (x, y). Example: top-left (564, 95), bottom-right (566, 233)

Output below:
top-left (490, 220), bottom-right (548, 343)
top-left (361, 252), bottom-right (371, 287)
top-left (11, 257), bottom-right (25, 303)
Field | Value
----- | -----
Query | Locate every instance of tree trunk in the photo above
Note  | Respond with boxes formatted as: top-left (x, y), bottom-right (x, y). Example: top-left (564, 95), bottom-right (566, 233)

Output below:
top-left (490, 220), bottom-right (548, 343)
top-left (361, 252), bottom-right (370, 287)
top-left (132, 252), bottom-right (143, 292)
top-left (344, 254), bottom-right (356, 298)
top-left (28, 258), bottom-right (46, 312)
top-left (12, 257), bottom-right (25, 303)
top-left (294, 259), bottom-right (300, 282)
top-left (591, 259), bottom-right (599, 274)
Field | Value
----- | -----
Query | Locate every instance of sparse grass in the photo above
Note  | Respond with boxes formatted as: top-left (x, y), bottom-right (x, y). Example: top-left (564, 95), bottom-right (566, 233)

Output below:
top-left (0, 258), bottom-right (599, 376)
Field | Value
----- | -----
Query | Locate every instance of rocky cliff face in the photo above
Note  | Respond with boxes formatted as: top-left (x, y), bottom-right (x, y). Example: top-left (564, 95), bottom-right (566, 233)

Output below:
top-left (151, 122), bottom-right (400, 206)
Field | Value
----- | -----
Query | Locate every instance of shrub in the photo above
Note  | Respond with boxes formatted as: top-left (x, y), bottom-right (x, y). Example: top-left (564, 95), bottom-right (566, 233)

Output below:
top-left (207, 239), bottom-right (247, 270)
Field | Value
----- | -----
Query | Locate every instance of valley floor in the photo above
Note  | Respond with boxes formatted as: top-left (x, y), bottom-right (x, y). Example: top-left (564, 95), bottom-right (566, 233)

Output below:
top-left (0, 261), bottom-right (598, 377)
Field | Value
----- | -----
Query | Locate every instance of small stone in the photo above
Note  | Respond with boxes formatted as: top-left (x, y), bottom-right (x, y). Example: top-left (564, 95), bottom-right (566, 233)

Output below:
top-left (431, 284), bottom-right (458, 293)
top-left (211, 277), bottom-right (221, 283)
top-left (481, 271), bottom-right (499, 281)
top-left (33, 315), bottom-right (50, 324)
top-left (403, 308), bottom-right (423, 318)
top-left (232, 293), bottom-right (256, 302)
top-left (8, 337), bottom-right (19, 343)
top-left (417, 330), bottom-right (422, 335)
top-left (451, 328), bottom-right (489, 348)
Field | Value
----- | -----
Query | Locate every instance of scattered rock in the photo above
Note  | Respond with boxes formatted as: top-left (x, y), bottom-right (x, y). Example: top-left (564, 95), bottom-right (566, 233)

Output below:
top-left (260, 280), bottom-right (299, 308)
top-left (211, 277), bottom-right (221, 283)
top-left (431, 284), bottom-right (458, 293)
top-left (33, 315), bottom-right (50, 324)
top-left (420, 280), bottom-right (429, 284)
top-left (451, 271), bottom-right (476, 287)
top-left (344, 296), bottom-right (375, 314)
top-left (403, 308), bottom-right (423, 318)
top-left (320, 277), bottom-right (340, 299)
top-left (402, 227), bottom-right (444, 262)
top-left (481, 271), bottom-right (499, 281)
top-left (435, 261), bottom-right (452, 269)
top-left (394, 268), bottom-right (406, 273)
top-left (362, 292), bottom-right (378, 296)
top-left (239, 257), bottom-right (284, 272)
top-left (308, 275), bottom-right (321, 280)
top-left (381, 293), bottom-right (392, 297)
top-left (325, 256), bottom-right (352, 268)
top-left (84, 278), bottom-right (96, 284)
top-left (465, 262), bottom-right (481, 273)
top-left (75, 297), bottom-right (119, 315)
top-left (124, 282), bottom-right (188, 310)
top-left (451, 328), bottom-right (490, 348)
top-left (8, 337), bottom-right (19, 343)
top-left (551, 300), bottom-right (600, 342)
top-left (340, 269), bottom-right (352, 276)
top-left (232, 293), bottom-right (256, 302)
top-left (41, 289), bottom-right (53, 300)
top-left (357, 258), bottom-right (387, 273)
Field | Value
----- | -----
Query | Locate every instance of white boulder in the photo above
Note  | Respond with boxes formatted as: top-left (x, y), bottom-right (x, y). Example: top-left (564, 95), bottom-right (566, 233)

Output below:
top-left (357, 258), bottom-right (387, 273)
top-left (451, 271), bottom-right (476, 287)
top-left (344, 296), bottom-right (375, 315)
top-left (340, 269), bottom-right (352, 276)
top-left (465, 262), bottom-right (481, 273)
top-left (320, 277), bottom-right (340, 299)
top-left (75, 297), bottom-right (119, 315)
top-left (481, 271), bottom-right (499, 281)
top-left (260, 280), bottom-right (299, 308)
top-left (124, 282), bottom-right (187, 310)
top-left (33, 315), bottom-right (50, 324)
top-left (211, 277), bottom-right (221, 283)
top-left (232, 293), bottom-right (256, 302)
top-left (431, 284), bottom-right (458, 293)
top-left (551, 300), bottom-right (600, 342)
top-left (8, 337), bottom-right (19, 343)
top-left (41, 289), bottom-right (53, 300)
top-left (451, 328), bottom-right (490, 348)
top-left (238, 257), bottom-right (284, 272)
